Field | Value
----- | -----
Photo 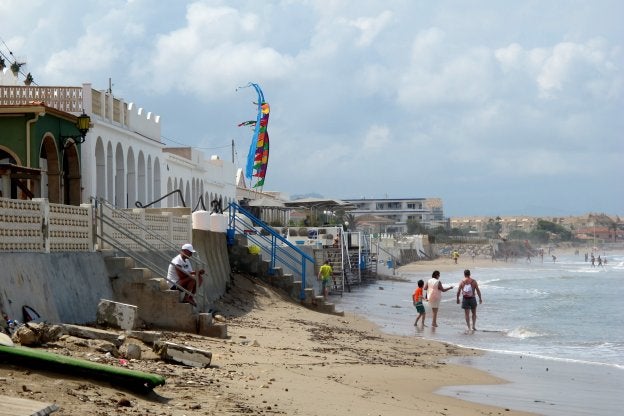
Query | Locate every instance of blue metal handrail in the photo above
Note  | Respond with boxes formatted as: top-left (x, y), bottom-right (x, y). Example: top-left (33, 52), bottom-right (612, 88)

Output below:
top-left (227, 202), bottom-right (314, 300)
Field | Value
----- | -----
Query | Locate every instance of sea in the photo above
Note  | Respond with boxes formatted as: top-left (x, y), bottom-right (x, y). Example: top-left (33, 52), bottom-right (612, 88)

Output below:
top-left (332, 250), bottom-right (624, 416)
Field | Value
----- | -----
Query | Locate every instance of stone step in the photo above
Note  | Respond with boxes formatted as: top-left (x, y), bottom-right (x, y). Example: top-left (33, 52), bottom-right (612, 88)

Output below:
top-left (104, 256), bottom-right (136, 278)
top-left (317, 302), bottom-right (336, 314)
top-left (123, 267), bottom-right (152, 282)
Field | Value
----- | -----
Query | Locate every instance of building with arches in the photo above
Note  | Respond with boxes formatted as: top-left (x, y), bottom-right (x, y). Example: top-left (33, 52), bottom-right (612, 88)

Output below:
top-left (1, 70), bottom-right (237, 209)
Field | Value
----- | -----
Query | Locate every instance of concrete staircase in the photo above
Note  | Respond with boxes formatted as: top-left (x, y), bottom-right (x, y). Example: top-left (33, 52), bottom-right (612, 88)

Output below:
top-left (228, 238), bottom-right (343, 316)
top-left (102, 252), bottom-right (227, 337)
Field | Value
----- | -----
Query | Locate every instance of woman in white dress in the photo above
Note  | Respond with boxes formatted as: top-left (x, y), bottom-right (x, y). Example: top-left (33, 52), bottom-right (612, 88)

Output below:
top-left (424, 270), bottom-right (454, 327)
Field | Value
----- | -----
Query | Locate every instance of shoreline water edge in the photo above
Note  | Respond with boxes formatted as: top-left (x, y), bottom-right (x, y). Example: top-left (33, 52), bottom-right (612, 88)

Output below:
top-left (1, 250), bottom-right (621, 414)
top-left (334, 249), bottom-right (624, 416)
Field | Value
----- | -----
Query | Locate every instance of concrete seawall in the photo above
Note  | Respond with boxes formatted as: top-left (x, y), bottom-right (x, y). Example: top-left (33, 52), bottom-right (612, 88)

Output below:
top-left (0, 252), bottom-right (114, 325)
top-left (0, 230), bottom-right (231, 326)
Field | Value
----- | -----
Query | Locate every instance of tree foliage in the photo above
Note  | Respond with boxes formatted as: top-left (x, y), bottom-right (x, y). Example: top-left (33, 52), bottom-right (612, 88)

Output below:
top-left (535, 220), bottom-right (573, 241)
top-left (406, 219), bottom-right (427, 235)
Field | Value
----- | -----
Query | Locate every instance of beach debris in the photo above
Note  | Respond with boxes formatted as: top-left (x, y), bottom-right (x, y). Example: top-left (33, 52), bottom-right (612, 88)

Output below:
top-left (153, 341), bottom-right (212, 368)
top-left (0, 333), bottom-right (12, 347)
top-left (96, 299), bottom-right (138, 330)
top-left (90, 339), bottom-right (120, 357)
top-left (121, 343), bottom-right (142, 360)
top-left (0, 395), bottom-right (59, 415)
top-left (126, 330), bottom-right (162, 345)
top-left (11, 323), bottom-right (64, 346)
top-left (63, 324), bottom-right (125, 347)
top-left (213, 314), bottom-right (226, 322)
top-left (0, 344), bottom-right (165, 392)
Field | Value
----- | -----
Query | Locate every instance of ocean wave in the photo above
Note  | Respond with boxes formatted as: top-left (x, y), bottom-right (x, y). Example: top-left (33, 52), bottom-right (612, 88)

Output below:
top-left (506, 327), bottom-right (546, 339)
top-left (449, 346), bottom-right (624, 370)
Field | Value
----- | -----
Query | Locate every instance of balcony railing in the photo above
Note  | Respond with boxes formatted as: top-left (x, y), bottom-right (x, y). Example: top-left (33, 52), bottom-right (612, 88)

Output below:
top-left (0, 86), bottom-right (83, 113)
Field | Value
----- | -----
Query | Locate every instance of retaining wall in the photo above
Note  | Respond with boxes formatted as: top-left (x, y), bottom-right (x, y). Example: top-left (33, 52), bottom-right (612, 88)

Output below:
top-left (0, 230), bottom-right (231, 326)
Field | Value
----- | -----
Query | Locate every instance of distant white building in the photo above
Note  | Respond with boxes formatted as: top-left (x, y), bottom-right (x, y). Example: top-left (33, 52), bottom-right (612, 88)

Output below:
top-left (343, 197), bottom-right (447, 233)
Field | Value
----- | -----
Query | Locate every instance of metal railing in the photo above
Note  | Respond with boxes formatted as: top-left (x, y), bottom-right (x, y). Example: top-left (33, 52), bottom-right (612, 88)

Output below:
top-left (227, 202), bottom-right (314, 300)
top-left (92, 197), bottom-right (208, 311)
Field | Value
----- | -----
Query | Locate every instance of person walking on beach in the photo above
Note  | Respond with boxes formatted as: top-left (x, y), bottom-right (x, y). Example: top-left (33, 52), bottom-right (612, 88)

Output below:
top-left (456, 269), bottom-right (482, 331)
top-left (167, 243), bottom-right (205, 307)
top-left (424, 270), bottom-right (453, 327)
top-left (318, 260), bottom-right (333, 298)
top-left (452, 250), bottom-right (460, 264)
top-left (412, 279), bottom-right (426, 327)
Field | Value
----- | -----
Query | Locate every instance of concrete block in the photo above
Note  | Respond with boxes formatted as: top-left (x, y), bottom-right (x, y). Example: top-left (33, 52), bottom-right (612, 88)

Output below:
top-left (96, 299), bottom-right (137, 330)
top-left (63, 324), bottom-right (125, 347)
top-left (197, 313), bottom-right (213, 330)
top-left (198, 323), bottom-right (227, 339)
top-left (153, 341), bottom-right (212, 367)
top-left (122, 343), bottom-right (142, 359)
top-left (126, 330), bottom-right (162, 345)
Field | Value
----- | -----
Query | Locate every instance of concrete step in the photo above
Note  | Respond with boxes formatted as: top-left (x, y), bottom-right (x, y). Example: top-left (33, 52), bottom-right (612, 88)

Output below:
top-left (104, 256), bottom-right (136, 278)
top-left (303, 287), bottom-right (315, 305)
top-left (317, 302), bottom-right (336, 314)
top-left (122, 267), bottom-right (152, 282)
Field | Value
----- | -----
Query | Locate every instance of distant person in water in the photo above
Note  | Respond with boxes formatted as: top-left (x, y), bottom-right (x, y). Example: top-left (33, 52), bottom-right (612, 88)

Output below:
top-left (424, 270), bottom-right (454, 328)
top-left (457, 269), bottom-right (482, 331)
top-left (412, 279), bottom-right (426, 327)
top-left (552, 255), bottom-right (557, 262)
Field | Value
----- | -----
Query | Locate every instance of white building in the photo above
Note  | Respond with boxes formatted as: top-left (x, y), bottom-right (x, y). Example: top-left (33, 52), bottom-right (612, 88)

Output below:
top-left (344, 197), bottom-right (447, 233)
top-left (0, 70), bottom-right (237, 209)
top-left (80, 84), bottom-right (237, 209)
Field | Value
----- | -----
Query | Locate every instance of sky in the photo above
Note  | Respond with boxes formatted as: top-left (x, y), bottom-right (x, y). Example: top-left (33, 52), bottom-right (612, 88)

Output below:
top-left (1, 0), bottom-right (622, 217)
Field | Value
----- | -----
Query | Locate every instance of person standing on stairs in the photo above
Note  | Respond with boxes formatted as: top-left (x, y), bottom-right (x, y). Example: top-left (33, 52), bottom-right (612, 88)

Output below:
top-left (167, 243), bottom-right (205, 307)
top-left (318, 260), bottom-right (333, 299)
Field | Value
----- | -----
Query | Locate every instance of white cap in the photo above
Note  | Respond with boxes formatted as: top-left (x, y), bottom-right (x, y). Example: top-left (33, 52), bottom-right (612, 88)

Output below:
top-left (181, 243), bottom-right (196, 253)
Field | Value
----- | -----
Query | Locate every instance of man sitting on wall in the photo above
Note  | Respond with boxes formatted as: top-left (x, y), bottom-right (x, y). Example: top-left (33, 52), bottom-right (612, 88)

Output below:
top-left (167, 243), bottom-right (205, 307)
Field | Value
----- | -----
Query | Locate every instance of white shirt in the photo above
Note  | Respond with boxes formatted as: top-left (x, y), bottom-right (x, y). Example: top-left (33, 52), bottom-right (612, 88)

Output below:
top-left (167, 254), bottom-right (193, 285)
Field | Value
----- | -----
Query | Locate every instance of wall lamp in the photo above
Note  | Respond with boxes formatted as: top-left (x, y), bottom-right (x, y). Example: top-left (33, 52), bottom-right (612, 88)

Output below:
top-left (60, 112), bottom-right (91, 146)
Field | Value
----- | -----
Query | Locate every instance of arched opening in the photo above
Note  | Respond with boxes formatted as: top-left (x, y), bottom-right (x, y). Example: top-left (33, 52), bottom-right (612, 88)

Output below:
top-left (115, 143), bottom-right (125, 208)
top-left (147, 155), bottom-right (153, 204)
top-left (153, 157), bottom-right (161, 207)
top-left (167, 177), bottom-right (173, 207)
top-left (0, 147), bottom-right (22, 199)
top-left (106, 142), bottom-right (114, 202)
top-left (62, 141), bottom-right (81, 205)
top-left (40, 136), bottom-right (61, 203)
top-left (126, 147), bottom-right (136, 208)
top-left (95, 137), bottom-right (106, 200)
top-left (137, 151), bottom-right (146, 206)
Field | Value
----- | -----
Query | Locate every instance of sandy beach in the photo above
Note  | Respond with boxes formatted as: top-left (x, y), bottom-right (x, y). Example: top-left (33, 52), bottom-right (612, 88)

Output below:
top-left (0, 256), bottom-right (542, 415)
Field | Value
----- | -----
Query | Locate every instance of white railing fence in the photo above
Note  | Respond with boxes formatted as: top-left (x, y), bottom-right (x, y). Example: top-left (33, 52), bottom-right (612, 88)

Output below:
top-left (0, 197), bottom-right (92, 252)
top-left (0, 197), bottom-right (192, 253)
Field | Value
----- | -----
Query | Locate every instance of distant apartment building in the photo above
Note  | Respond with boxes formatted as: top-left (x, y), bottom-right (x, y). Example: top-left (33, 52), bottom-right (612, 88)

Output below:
top-left (343, 197), bottom-right (447, 233)
top-left (450, 216), bottom-right (537, 236)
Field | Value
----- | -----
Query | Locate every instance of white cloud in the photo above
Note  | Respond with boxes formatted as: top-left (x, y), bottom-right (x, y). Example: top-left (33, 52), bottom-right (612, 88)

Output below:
top-left (2, 0), bottom-right (621, 215)
top-left (362, 125), bottom-right (391, 150)
top-left (346, 10), bottom-right (393, 47)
